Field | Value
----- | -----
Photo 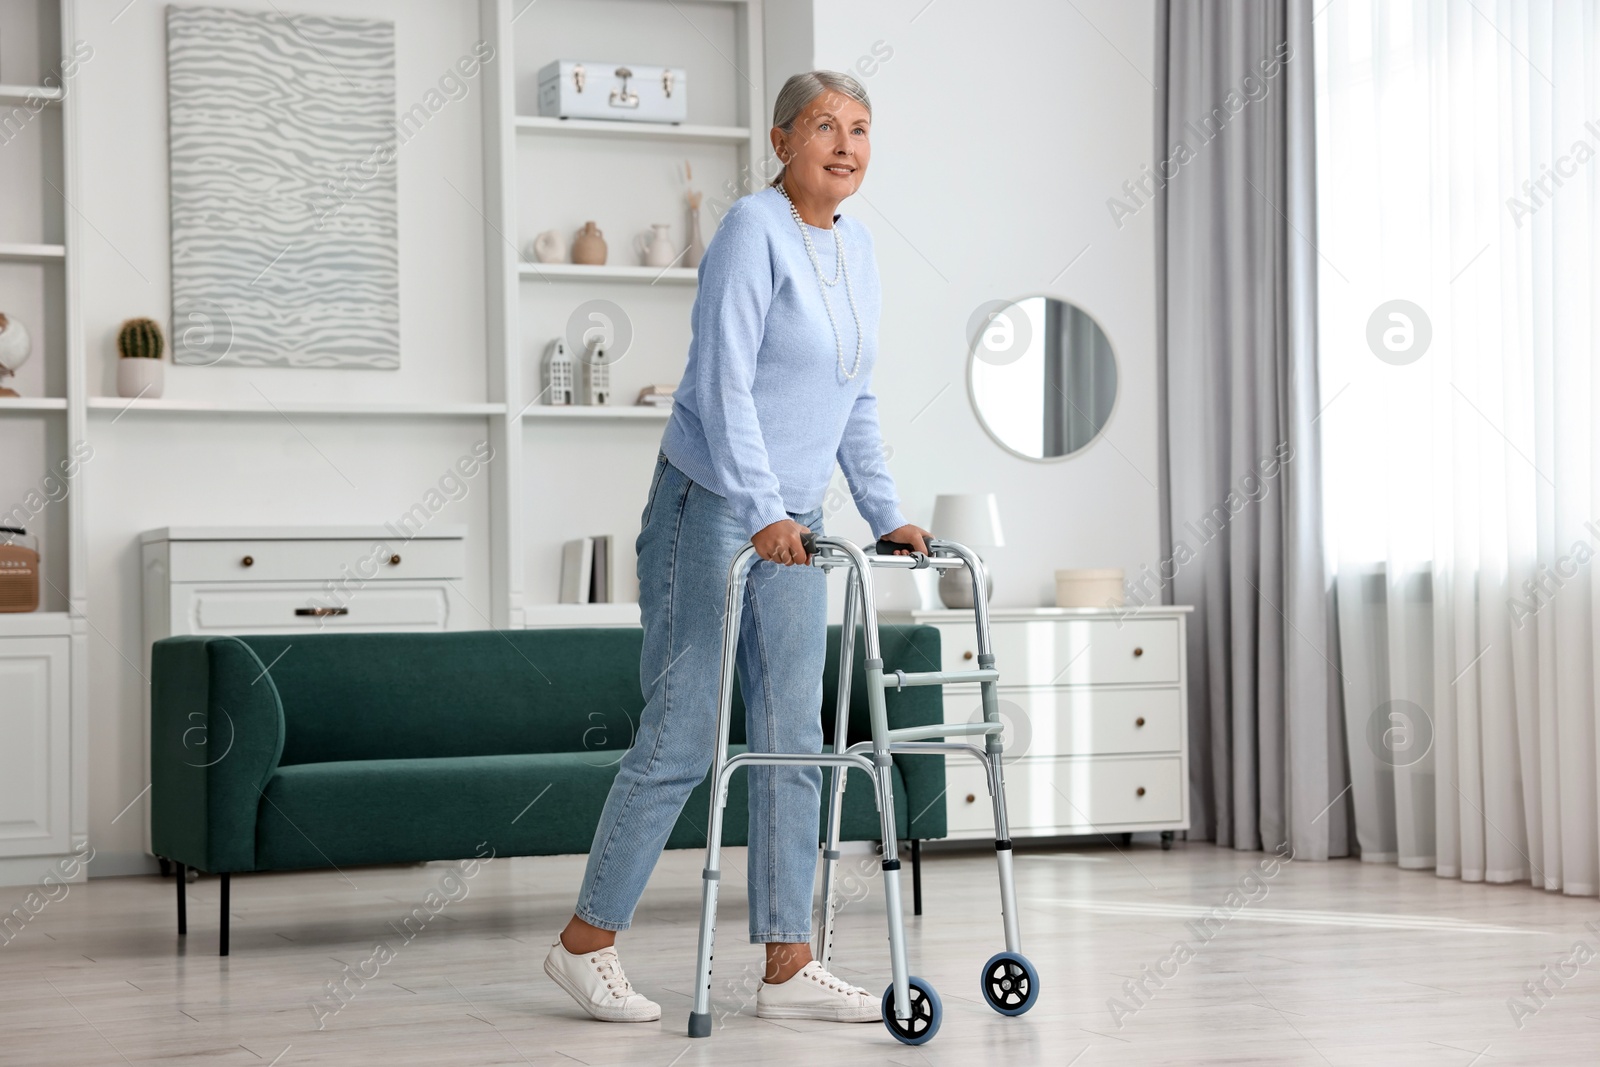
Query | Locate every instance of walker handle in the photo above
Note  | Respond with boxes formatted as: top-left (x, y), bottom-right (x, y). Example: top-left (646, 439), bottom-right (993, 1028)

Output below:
top-left (799, 529), bottom-right (817, 557)
top-left (875, 533), bottom-right (933, 556)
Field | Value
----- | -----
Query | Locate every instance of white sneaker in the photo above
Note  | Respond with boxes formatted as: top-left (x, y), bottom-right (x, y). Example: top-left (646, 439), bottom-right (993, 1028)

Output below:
top-left (756, 960), bottom-right (879, 1022)
top-left (542, 937), bottom-right (661, 1022)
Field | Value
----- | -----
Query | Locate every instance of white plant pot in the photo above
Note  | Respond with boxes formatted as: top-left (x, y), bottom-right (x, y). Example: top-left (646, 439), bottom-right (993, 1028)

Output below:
top-left (117, 358), bottom-right (165, 399)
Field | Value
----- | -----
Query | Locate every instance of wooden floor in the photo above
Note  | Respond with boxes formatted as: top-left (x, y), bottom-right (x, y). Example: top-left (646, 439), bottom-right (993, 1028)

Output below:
top-left (3, 840), bottom-right (1597, 1065)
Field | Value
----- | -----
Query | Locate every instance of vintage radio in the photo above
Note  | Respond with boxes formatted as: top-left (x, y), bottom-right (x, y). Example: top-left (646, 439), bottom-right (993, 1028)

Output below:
top-left (0, 526), bottom-right (40, 613)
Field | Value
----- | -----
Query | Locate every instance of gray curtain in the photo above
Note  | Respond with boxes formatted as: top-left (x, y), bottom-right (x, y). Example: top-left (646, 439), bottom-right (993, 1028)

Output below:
top-left (1154, 0), bottom-right (1349, 858)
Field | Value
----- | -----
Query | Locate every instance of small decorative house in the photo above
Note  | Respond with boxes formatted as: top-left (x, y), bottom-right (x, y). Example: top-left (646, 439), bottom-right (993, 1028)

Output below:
top-left (542, 338), bottom-right (574, 405)
top-left (582, 340), bottom-right (612, 406)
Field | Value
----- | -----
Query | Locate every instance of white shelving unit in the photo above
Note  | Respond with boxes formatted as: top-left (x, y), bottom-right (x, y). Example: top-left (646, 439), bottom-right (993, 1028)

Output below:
top-left (0, 242), bottom-right (67, 262)
top-left (0, 0), bottom-right (89, 886)
top-left (85, 398), bottom-right (507, 418)
top-left (0, 83), bottom-right (62, 104)
top-left (515, 114), bottom-right (751, 143)
top-left (479, 0), bottom-right (767, 628)
top-left (0, 0), bottom-right (774, 885)
top-left (522, 403), bottom-right (673, 421)
top-left (516, 262), bottom-right (699, 284)
top-left (0, 397), bottom-right (67, 412)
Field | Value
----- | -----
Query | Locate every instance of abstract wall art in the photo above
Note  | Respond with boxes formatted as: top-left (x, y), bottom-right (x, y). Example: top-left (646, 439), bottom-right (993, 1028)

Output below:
top-left (166, 5), bottom-right (399, 369)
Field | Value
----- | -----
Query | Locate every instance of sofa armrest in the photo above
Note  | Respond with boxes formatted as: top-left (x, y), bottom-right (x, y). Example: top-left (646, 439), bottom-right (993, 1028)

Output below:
top-left (151, 636), bottom-right (286, 873)
top-left (877, 624), bottom-right (949, 840)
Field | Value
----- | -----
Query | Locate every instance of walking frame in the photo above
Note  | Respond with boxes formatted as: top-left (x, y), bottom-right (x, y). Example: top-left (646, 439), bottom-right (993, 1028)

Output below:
top-left (686, 533), bottom-right (1039, 1045)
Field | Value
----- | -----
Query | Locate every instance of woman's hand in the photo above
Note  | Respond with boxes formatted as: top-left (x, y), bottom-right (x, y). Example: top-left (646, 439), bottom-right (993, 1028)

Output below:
top-left (752, 518), bottom-right (814, 566)
top-left (880, 524), bottom-right (934, 554)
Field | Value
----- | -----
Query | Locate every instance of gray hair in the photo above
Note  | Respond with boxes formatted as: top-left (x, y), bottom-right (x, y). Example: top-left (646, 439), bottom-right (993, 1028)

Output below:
top-left (768, 70), bottom-right (871, 187)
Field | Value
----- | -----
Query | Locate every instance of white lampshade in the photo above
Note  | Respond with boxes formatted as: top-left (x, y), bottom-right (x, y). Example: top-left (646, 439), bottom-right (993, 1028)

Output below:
top-left (930, 493), bottom-right (1005, 548)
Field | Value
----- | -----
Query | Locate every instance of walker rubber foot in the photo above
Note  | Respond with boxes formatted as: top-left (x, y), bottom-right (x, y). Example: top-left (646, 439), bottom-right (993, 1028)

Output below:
top-left (688, 1011), bottom-right (712, 1038)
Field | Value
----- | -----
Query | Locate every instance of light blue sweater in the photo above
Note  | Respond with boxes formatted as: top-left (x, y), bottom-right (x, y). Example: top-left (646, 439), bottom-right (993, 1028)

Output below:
top-left (660, 183), bottom-right (909, 540)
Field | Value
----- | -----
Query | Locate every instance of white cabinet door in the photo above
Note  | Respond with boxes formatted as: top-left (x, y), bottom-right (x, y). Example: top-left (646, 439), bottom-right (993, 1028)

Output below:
top-left (0, 637), bottom-right (70, 857)
top-left (945, 755), bottom-right (1185, 837)
top-left (934, 617), bottom-right (1182, 686)
top-left (175, 582), bottom-right (455, 633)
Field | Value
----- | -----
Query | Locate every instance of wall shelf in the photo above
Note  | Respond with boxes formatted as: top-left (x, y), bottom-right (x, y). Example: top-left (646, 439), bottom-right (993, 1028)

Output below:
top-left (0, 398), bottom-right (68, 412)
top-left (0, 84), bottom-right (62, 105)
top-left (86, 398), bottom-right (506, 418)
top-left (522, 404), bottom-right (672, 420)
top-left (0, 243), bottom-right (67, 263)
top-left (481, 0), bottom-right (765, 627)
top-left (514, 115), bottom-right (750, 144)
top-left (518, 262), bottom-right (698, 285)
top-left (0, 0), bottom-right (85, 886)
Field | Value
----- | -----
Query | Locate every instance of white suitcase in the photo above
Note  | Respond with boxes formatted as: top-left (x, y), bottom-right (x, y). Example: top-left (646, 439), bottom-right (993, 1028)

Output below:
top-left (536, 59), bottom-right (689, 124)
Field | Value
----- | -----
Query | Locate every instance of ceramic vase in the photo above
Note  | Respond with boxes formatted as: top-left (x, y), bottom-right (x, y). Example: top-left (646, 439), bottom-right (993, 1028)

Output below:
top-left (117, 358), bottom-right (165, 399)
top-left (532, 229), bottom-right (567, 263)
top-left (637, 223), bottom-right (676, 268)
top-left (572, 221), bottom-right (607, 266)
top-left (685, 203), bottom-right (705, 269)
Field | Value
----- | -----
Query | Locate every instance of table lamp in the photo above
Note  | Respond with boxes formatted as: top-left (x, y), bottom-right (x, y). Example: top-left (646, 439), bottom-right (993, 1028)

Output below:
top-left (931, 493), bottom-right (1004, 608)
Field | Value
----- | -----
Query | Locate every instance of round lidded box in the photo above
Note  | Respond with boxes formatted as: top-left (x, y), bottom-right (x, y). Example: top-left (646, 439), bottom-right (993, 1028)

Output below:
top-left (0, 527), bottom-right (40, 613)
top-left (1055, 567), bottom-right (1125, 609)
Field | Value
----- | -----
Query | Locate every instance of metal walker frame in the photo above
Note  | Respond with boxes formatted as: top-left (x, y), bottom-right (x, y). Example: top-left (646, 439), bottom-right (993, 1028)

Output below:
top-left (686, 534), bottom-right (1033, 1043)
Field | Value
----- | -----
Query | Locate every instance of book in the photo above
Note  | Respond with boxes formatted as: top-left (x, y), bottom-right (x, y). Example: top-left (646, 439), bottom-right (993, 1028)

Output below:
top-left (559, 537), bottom-right (593, 603)
top-left (589, 534), bottom-right (613, 603)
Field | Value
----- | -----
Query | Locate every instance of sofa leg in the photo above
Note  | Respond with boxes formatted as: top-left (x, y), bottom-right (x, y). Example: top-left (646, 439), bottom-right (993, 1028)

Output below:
top-left (176, 863), bottom-right (187, 937)
top-left (219, 873), bottom-right (230, 957)
top-left (910, 839), bottom-right (922, 917)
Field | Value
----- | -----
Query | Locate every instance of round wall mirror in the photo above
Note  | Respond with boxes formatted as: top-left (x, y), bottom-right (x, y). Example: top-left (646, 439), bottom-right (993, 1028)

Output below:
top-left (966, 296), bottom-right (1118, 461)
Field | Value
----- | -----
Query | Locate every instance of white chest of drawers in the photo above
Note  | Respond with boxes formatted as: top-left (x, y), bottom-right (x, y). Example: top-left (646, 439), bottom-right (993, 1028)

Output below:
top-left (141, 525), bottom-right (470, 639)
top-left (137, 525), bottom-right (471, 857)
top-left (881, 606), bottom-right (1192, 845)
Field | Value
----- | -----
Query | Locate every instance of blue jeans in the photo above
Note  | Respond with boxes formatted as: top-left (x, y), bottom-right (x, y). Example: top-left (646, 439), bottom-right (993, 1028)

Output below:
top-left (574, 450), bottom-right (827, 943)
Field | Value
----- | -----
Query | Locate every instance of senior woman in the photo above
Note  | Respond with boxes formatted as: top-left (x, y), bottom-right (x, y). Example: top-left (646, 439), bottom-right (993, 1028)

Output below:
top-left (543, 70), bottom-right (930, 1025)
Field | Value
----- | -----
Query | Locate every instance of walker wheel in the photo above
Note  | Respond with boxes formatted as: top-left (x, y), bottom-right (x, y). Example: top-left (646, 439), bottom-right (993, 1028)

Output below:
top-left (881, 975), bottom-right (942, 1045)
top-left (980, 951), bottom-right (1038, 1016)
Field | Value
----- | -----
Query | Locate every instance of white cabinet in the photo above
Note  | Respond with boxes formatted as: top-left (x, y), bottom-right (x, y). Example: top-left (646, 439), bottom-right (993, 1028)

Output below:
top-left (141, 526), bottom-right (471, 640)
top-left (0, 635), bottom-right (71, 859)
top-left (137, 525), bottom-right (471, 854)
top-left (883, 606), bottom-right (1192, 844)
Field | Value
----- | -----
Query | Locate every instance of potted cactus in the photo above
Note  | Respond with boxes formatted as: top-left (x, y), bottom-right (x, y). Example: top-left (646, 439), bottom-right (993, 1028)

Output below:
top-left (115, 317), bottom-right (166, 399)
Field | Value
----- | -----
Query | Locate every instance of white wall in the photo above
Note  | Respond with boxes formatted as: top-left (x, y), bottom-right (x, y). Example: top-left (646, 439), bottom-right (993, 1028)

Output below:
top-left (74, 0), bottom-right (496, 875)
top-left (71, 0), bottom-right (1160, 875)
top-left (804, 0), bottom-right (1162, 607)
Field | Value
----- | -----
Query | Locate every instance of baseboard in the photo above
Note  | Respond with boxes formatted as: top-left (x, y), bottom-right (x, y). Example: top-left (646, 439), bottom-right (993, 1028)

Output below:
top-left (0, 854), bottom-right (82, 889)
top-left (85, 850), bottom-right (163, 879)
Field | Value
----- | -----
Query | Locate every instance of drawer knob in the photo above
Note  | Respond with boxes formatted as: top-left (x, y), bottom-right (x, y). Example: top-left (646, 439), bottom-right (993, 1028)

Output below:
top-left (241, 555), bottom-right (254, 567)
top-left (1136, 786), bottom-right (1146, 797)
top-left (388, 554), bottom-right (401, 566)
top-left (1135, 716), bottom-right (1146, 727)
top-left (965, 793), bottom-right (976, 804)
top-left (296, 607), bottom-right (349, 617)
top-left (1133, 647), bottom-right (1144, 658)
top-left (962, 650), bottom-right (974, 661)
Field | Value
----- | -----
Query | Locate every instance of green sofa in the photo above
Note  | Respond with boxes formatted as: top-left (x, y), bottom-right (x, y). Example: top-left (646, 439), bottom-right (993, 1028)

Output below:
top-left (150, 625), bottom-right (947, 954)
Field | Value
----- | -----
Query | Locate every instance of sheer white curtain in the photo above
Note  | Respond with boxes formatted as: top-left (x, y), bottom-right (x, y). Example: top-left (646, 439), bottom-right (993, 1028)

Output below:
top-left (1315, 0), bottom-right (1600, 894)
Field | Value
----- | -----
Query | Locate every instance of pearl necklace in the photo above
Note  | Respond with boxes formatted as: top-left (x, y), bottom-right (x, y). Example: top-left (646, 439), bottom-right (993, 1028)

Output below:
top-left (778, 179), bottom-right (863, 381)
